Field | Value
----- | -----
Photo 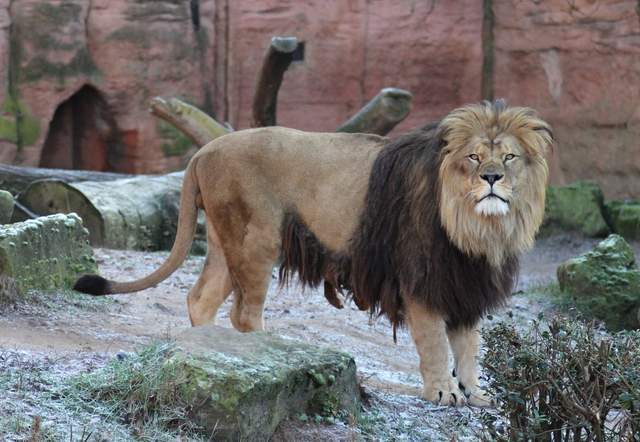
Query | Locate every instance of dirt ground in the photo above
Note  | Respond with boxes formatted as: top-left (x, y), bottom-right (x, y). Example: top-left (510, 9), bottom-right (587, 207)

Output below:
top-left (0, 233), bottom-right (636, 440)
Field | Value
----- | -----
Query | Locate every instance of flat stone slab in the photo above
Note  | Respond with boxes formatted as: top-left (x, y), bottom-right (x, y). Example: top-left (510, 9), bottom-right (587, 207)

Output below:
top-left (0, 213), bottom-right (96, 295)
top-left (166, 325), bottom-right (360, 441)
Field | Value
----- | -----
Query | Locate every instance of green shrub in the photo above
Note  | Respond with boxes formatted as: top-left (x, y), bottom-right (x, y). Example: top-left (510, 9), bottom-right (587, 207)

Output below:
top-left (480, 318), bottom-right (640, 441)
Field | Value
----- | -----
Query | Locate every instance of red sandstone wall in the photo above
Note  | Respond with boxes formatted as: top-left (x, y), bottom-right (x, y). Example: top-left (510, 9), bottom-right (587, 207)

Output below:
top-left (0, 0), bottom-right (637, 198)
top-left (0, 0), bottom-right (215, 173)
top-left (493, 0), bottom-right (640, 197)
top-left (218, 0), bottom-right (483, 133)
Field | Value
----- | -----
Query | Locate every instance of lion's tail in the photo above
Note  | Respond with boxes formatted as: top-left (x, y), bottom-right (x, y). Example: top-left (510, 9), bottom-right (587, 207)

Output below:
top-left (73, 159), bottom-right (201, 296)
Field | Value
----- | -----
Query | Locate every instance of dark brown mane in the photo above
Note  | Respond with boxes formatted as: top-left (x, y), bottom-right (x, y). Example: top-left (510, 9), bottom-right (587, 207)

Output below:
top-left (278, 212), bottom-right (367, 310)
top-left (349, 124), bottom-right (518, 336)
top-left (279, 123), bottom-right (518, 338)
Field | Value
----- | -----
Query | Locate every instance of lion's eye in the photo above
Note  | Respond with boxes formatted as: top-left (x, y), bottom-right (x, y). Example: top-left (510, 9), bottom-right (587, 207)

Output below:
top-left (504, 154), bottom-right (516, 162)
top-left (468, 154), bottom-right (480, 162)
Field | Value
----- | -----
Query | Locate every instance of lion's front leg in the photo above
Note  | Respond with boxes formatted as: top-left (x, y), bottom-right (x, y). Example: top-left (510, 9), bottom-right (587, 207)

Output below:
top-left (405, 298), bottom-right (465, 406)
top-left (447, 324), bottom-right (493, 407)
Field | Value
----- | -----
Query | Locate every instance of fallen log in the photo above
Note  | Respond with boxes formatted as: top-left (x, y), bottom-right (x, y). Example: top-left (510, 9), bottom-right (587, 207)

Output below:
top-left (251, 36), bottom-right (299, 127)
top-left (336, 87), bottom-right (413, 135)
top-left (17, 173), bottom-right (204, 252)
top-left (0, 164), bottom-right (135, 195)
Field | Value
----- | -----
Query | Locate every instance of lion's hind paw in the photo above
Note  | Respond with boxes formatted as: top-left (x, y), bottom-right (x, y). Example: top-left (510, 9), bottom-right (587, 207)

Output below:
top-left (463, 387), bottom-right (495, 408)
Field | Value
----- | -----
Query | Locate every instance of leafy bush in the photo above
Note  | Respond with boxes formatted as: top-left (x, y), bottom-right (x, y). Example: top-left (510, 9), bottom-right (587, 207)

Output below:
top-left (480, 317), bottom-right (640, 441)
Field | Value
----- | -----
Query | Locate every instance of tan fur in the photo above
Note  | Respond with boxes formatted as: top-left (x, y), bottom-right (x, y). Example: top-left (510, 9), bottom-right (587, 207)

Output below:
top-left (86, 103), bottom-right (551, 407)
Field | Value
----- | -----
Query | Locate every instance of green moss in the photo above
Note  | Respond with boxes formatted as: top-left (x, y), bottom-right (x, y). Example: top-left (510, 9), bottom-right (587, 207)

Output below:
top-left (542, 181), bottom-right (610, 237)
top-left (605, 200), bottom-right (640, 240)
top-left (21, 48), bottom-right (99, 85)
top-left (33, 3), bottom-right (83, 27)
top-left (158, 120), bottom-right (194, 157)
top-left (557, 234), bottom-right (640, 330)
top-left (108, 25), bottom-right (153, 49)
top-left (0, 95), bottom-right (41, 148)
top-left (69, 328), bottom-right (360, 440)
top-left (0, 214), bottom-right (96, 296)
top-left (0, 191), bottom-right (13, 225)
top-left (124, 2), bottom-right (189, 22)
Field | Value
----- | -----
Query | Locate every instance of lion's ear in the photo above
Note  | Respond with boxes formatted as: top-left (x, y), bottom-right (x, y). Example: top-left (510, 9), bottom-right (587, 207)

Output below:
top-left (436, 128), bottom-right (451, 155)
top-left (533, 126), bottom-right (553, 140)
top-left (530, 123), bottom-right (554, 157)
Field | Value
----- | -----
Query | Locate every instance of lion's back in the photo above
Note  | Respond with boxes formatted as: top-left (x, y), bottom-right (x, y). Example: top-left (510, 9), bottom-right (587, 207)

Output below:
top-left (194, 126), bottom-right (387, 252)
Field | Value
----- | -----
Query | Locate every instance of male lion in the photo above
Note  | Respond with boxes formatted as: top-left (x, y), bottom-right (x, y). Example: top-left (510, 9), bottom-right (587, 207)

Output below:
top-left (75, 100), bottom-right (552, 407)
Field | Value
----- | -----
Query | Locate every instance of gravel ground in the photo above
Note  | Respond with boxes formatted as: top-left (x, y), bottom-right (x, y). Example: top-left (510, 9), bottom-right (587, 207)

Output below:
top-left (0, 233), bottom-right (637, 440)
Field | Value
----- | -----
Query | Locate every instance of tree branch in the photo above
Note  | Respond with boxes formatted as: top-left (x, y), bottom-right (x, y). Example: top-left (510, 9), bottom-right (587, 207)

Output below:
top-left (336, 87), bottom-right (413, 135)
top-left (150, 97), bottom-right (231, 147)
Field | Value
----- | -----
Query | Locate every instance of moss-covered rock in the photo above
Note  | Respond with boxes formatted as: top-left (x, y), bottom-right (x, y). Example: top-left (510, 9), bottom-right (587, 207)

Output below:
top-left (604, 200), bottom-right (640, 241)
top-left (0, 213), bottom-right (96, 296)
top-left (160, 325), bottom-right (359, 440)
top-left (542, 181), bottom-right (610, 237)
top-left (557, 234), bottom-right (640, 330)
top-left (0, 190), bottom-right (13, 224)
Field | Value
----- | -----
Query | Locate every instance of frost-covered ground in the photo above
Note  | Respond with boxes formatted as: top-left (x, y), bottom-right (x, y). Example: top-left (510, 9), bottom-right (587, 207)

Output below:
top-left (0, 234), bottom-right (636, 441)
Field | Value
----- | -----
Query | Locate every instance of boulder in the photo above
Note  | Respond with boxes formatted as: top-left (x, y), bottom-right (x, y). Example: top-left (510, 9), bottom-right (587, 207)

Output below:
top-left (162, 325), bottom-right (360, 441)
top-left (0, 213), bottom-right (96, 296)
top-left (557, 234), bottom-right (640, 331)
top-left (542, 181), bottom-right (609, 237)
top-left (604, 200), bottom-right (640, 241)
top-left (0, 190), bottom-right (13, 224)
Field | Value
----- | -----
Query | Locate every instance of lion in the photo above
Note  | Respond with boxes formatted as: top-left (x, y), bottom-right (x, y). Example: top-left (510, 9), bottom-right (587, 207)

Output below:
top-left (74, 99), bottom-right (553, 407)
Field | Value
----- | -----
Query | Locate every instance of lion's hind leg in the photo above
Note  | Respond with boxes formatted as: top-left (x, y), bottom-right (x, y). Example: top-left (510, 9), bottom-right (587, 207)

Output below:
top-left (447, 324), bottom-right (493, 407)
top-left (405, 298), bottom-right (466, 406)
top-left (227, 257), bottom-right (274, 333)
top-left (187, 219), bottom-right (233, 326)
top-left (216, 215), bottom-right (281, 334)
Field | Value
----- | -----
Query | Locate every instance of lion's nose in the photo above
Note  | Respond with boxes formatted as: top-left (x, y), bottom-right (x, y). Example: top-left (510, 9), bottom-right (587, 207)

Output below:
top-left (480, 174), bottom-right (504, 185)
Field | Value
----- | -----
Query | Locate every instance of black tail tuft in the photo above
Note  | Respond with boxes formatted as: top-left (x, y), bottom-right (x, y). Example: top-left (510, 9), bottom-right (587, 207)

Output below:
top-left (73, 274), bottom-right (111, 296)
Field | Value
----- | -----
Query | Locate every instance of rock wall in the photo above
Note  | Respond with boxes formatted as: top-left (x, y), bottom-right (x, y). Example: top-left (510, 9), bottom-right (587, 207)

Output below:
top-left (492, 0), bottom-right (640, 198)
top-left (0, 0), bottom-right (214, 173)
top-left (0, 0), bottom-right (637, 197)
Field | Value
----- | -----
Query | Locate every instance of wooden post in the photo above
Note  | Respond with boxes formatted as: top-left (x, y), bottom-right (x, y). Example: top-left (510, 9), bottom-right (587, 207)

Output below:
top-left (251, 36), bottom-right (299, 127)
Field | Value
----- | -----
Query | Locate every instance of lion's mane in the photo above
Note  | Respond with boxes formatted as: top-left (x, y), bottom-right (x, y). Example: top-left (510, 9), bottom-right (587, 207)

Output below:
top-left (279, 100), bottom-right (550, 338)
top-left (348, 122), bottom-right (518, 338)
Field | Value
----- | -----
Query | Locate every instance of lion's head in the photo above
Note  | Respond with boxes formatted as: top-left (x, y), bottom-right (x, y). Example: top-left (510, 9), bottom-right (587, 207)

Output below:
top-left (437, 100), bottom-right (553, 266)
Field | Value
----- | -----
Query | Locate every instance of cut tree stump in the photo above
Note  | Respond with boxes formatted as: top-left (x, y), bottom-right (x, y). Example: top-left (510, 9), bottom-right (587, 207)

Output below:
top-left (0, 213), bottom-right (96, 298)
top-left (337, 87), bottom-right (413, 135)
top-left (0, 164), bottom-right (134, 195)
top-left (18, 173), bottom-right (205, 252)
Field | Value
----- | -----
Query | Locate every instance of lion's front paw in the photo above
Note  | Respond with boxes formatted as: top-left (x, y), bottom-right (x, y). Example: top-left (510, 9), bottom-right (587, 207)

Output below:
top-left (422, 378), bottom-right (466, 406)
top-left (460, 385), bottom-right (494, 408)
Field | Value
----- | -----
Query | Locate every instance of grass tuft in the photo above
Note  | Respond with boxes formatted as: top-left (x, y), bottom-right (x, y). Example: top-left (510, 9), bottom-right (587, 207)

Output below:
top-left (63, 342), bottom-right (210, 441)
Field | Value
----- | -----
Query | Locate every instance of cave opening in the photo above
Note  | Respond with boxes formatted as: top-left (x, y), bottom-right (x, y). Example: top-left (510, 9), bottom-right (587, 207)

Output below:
top-left (39, 85), bottom-right (120, 171)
